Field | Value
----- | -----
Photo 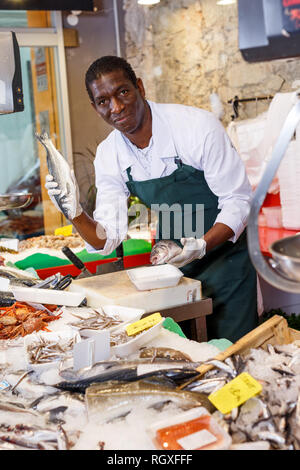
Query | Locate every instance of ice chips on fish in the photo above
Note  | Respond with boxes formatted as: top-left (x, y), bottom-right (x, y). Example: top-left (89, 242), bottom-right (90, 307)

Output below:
top-left (150, 240), bottom-right (182, 265)
top-left (35, 132), bottom-right (78, 221)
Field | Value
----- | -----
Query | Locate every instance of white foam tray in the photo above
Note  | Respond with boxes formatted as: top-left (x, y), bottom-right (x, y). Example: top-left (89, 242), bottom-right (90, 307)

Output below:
top-left (72, 305), bottom-right (145, 338)
top-left (111, 317), bottom-right (164, 358)
top-left (126, 264), bottom-right (184, 291)
top-left (11, 286), bottom-right (86, 307)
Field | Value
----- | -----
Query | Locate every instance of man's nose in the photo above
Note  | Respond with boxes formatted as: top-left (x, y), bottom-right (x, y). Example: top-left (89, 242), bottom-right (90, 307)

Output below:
top-left (110, 97), bottom-right (124, 114)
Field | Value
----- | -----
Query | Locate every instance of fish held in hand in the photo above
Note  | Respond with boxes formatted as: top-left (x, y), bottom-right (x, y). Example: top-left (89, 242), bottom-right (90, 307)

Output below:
top-left (150, 240), bottom-right (182, 265)
top-left (35, 132), bottom-right (78, 220)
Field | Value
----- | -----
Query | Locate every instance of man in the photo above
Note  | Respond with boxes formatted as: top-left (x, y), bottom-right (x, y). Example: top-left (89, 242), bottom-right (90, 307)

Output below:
top-left (46, 55), bottom-right (258, 342)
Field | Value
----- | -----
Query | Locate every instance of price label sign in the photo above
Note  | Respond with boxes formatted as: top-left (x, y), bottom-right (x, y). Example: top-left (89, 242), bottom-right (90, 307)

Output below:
top-left (208, 372), bottom-right (262, 415)
top-left (55, 225), bottom-right (73, 236)
top-left (126, 312), bottom-right (162, 337)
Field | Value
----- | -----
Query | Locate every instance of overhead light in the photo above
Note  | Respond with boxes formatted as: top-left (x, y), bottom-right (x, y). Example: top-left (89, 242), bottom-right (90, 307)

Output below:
top-left (137, 0), bottom-right (160, 5)
top-left (216, 0), bottom-right (236, 5)
top-left (66, 10), bottom-right (82, 26)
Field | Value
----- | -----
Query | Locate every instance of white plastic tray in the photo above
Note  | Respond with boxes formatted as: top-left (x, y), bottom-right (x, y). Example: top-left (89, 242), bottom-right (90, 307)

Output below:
top-left (126, 264), bottom-right (184, 291)
top-left (111, 317), bottom-right (164, 358)
top-left (72, 305), bottom-right (145, 338)
top-left (11, 286), bottom-right (86, 307)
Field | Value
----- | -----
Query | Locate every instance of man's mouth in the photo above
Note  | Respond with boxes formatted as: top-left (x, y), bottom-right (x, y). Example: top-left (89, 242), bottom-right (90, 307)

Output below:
top-left (114, 114), bottom-right (130, 124)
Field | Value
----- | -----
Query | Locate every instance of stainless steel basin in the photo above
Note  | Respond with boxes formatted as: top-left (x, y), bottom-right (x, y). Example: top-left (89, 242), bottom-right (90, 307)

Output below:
top-left (0, 193), bottom-right (33, 211)
top-left (269, 234), bottom-right (300, 282)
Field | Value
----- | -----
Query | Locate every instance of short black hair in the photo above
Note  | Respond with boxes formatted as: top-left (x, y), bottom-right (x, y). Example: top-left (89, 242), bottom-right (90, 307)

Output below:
top-left (85, 55), bottom-right (138, 102)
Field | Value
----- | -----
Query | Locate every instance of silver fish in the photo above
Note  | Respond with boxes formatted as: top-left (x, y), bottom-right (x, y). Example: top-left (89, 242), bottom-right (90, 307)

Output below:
top-left (150, 240), bottom-right (182, 265)
top-left (35, 132), bottom-right (77, 220)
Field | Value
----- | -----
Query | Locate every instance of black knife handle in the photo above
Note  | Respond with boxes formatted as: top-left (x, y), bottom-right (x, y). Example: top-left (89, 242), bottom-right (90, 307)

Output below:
top-left (62, 246), bottom-right (85, 271)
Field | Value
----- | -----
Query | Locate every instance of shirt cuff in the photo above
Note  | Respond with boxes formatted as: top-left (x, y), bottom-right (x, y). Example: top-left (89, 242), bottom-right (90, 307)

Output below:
top-left (214, 211), bottom-right (247, 243)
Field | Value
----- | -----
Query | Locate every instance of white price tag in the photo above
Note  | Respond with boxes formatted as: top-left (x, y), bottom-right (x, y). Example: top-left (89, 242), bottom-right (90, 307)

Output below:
top-left (177, 429), bottom-right (217, 450)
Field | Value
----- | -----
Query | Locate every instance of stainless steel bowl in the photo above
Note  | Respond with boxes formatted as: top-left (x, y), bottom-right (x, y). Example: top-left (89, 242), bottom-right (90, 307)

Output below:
top-left (0, 193), bottom-right (33, 211)
top-left (269, 234), bottom-right (300, 282)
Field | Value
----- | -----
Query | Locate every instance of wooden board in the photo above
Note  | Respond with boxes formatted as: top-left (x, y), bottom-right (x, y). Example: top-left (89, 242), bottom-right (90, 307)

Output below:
top-left (69, 270), bottom-right (202, 312)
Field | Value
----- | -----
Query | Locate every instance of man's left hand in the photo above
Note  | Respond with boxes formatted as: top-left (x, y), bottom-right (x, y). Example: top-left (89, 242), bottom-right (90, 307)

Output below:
top-left (168, 237), bottom-right (206, 268)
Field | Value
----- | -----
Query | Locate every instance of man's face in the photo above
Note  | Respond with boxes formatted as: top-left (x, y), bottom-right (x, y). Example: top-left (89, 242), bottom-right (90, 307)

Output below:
top-left (89, 69), bottom-right (146, 135)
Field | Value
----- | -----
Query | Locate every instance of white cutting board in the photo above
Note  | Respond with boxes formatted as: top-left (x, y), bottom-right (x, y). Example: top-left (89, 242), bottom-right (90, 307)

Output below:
top-left (68, 270), bottom-right (201, 312)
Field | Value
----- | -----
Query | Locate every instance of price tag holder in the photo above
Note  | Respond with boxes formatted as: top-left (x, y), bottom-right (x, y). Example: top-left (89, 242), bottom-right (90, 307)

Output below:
top-left (208, 372), bottom-right (262, 415)
top-left (55, 225), bottom-right (73, 236)
top-left (126, 312), bottom-right (162, 337)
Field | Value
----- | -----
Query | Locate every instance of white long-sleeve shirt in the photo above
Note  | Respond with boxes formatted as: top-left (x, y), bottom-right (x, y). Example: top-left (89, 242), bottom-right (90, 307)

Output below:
top-left (86, 101), bottom-right (253, 255)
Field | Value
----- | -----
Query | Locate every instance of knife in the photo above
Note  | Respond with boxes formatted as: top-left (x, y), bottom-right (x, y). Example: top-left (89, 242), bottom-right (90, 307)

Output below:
top-left (62, 246), bottom-right (93, 279)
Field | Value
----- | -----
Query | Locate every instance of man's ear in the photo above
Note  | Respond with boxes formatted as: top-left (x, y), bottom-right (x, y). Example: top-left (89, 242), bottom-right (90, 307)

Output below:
top-left (137, 78), bottom-right (146, 99)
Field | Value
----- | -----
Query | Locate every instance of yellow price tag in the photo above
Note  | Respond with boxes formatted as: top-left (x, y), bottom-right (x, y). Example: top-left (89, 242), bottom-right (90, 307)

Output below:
top-left (55, 225), bottom-right (73, 236)
top-left (208, 372), bottom-right (262, 415)
top-left (126, 312), bottom-right (162, 337)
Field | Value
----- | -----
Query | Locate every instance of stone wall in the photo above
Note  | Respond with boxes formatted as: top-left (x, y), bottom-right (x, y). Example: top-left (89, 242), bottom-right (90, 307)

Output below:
top-left (123, 0), bottom-right (300, 126)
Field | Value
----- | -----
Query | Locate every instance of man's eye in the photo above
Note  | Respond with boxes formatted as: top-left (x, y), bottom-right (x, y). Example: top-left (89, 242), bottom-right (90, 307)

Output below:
top-left (97, 99), bottom-right (106, 105)
top-left (120, 89), bottom-right (128, 96)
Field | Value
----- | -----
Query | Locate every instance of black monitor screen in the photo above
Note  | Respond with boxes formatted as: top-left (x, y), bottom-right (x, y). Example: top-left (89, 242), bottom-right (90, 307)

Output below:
top-left (0, 1), bottom-right (94, 10)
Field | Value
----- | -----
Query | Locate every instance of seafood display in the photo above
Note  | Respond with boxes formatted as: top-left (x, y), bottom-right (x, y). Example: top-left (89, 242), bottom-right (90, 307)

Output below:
top-left (35, 132), bottom-right (78, 221)
top-left (150, 240), bottom-right (182, 265)
top-left (0, 302), bottom-right (61, 339)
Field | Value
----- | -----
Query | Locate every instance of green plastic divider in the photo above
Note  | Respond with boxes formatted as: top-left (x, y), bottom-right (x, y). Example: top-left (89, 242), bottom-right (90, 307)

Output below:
top-left (163, 317), bottom-right (187, 338)
top-left (14, 238), bottom-right (152, 270)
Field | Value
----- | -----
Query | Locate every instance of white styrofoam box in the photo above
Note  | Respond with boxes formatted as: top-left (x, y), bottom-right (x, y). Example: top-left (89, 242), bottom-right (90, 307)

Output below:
top-left (11, 286), bottom-right (86, 307)
top-left (111, 318), bottom-right (164, 358)
top-left (262, 206), bottom-right (282, 228)
top-left (24, 329), bottom-right (80, 372)
top-left (278, 141), bottom-right (300, 229)
top-left (127, 264), bottom-right (184, 291)
top-left (72, 305), bottom-right (145, 338)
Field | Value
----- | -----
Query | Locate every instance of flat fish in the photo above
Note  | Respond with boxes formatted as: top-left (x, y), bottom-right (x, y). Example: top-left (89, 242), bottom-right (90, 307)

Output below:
top-left (139, 347), bottom-right (192, 362)
top-left (150, 240), bottom-right (182, 265)
top-left (35, 132), bottom-right (77, 220)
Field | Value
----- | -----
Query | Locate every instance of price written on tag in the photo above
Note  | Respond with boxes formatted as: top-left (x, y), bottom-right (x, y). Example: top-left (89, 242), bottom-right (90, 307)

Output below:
top-left (126, 312), bottom-right (162, 337)
top-left (55, 225), bottom-right (73, 236)
top-left (208, 372), bottom-right (262, 415)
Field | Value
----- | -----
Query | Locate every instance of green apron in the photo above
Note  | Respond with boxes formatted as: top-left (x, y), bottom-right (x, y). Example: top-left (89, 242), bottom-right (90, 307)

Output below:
top-left (126, 159), bottom-right (258, 342)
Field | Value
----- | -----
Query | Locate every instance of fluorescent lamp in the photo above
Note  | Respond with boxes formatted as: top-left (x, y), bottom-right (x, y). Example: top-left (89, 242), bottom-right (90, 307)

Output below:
top-left (217, 0), bottom-right (236, 5)
top-left (137, 0), bottom-right (160, 5)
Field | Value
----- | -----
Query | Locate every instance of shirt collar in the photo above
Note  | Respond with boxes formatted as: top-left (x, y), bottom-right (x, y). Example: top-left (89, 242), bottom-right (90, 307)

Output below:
top-left (115, 100), bottom-right (178, 174)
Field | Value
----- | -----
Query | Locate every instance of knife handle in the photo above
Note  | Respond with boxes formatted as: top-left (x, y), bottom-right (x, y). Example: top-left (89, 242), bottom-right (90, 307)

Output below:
top-left (62, 246), bottom-right (86, 271)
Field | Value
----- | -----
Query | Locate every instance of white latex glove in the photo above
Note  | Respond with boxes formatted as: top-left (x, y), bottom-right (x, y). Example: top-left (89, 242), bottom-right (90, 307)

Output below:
top-left (45, 170), bottom-right (82, 220)
top-left (167, 237), bottom-right (207, 268)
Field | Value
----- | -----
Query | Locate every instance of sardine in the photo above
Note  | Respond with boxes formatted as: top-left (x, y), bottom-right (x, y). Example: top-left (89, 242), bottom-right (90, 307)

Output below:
top-left (35, 132), bottom-right (77, 220)
top-left (150, 240), bottom-right (182, 265)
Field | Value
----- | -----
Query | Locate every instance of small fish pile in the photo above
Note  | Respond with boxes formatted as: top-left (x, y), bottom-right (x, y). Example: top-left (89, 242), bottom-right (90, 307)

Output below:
top-left (70, 308), bottom-right (122, 332)
top-left (184, 342), bottom-right (300, 450)
top-left (0, 422), bottom-right (68, 450)
top-left (0, 302), bottom-right (61, 340)
top-left (150, 240), bottom-right (182, 265)
top-left (27, 337), bottom-right (77, 365)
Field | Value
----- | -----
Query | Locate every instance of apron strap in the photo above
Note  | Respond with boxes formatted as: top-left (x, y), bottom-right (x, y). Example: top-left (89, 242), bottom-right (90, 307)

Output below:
top-left (174, 157), bottom-right (182, 168)
top-left (126, 166), bottom-right (133, 181)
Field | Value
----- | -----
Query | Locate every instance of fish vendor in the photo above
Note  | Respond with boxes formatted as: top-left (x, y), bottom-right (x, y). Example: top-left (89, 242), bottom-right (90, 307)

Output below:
top-left (45, 55), bottom-right (258, 343)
